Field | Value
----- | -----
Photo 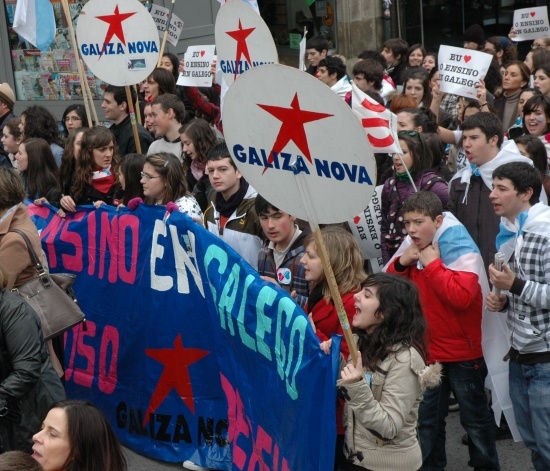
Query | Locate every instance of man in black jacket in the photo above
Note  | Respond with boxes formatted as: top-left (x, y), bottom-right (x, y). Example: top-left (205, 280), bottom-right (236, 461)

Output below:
top-left (101, 85), bottom-right (153, 157)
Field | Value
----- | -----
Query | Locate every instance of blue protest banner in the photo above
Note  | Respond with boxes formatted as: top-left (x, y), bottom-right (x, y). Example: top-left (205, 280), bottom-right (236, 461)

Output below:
top-left (29, 203), bottom-right (338, 470)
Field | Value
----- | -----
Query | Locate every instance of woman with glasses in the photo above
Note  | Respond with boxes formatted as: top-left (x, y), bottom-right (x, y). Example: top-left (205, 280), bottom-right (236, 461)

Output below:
top-left (58, 127), bottom-right (121, 213)
top-left (380, 131), bottom-right (448, 264)
top-left (141, 153), bottom-right (203, 220)
top-left (60, 105), bottom-right (88, 138)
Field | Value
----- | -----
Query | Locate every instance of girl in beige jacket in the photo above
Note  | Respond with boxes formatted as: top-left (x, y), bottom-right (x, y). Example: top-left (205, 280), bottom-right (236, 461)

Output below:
top-left (323, 273), bottom-right (441, 471)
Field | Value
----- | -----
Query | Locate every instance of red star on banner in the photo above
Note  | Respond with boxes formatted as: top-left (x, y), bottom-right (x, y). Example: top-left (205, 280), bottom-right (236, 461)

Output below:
top-left (96, 5), bottom-right (136, 46)
top-left (226, 19), bottom-right (255, 74)
top-left (143, 333), bottom-right (209, 425)
top-left (257, 93), bottom-right (333, 172)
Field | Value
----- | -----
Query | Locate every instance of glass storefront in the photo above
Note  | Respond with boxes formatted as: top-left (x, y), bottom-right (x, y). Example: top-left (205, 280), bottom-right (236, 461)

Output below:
top-left (3, 0), bottom-right (108, 103)
top-left (402, 0), bottom-right (544, 56)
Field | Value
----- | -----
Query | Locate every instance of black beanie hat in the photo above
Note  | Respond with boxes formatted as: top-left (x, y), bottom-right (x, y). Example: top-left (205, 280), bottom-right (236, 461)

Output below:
top-left (464, 24), bottom-right (485, 45)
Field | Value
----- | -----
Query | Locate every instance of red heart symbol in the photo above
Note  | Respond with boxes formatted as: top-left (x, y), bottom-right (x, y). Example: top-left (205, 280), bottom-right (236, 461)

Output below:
top-left (353, 216), bottom-right (361, 224)
top-left (530, 11), bottom-right (536, 17)
top-left (464, 55), bottom-right (472, 63)
top-left (200, 51), bottom-right (205, 57)
top-left (278, 272), bottom-right (284, 281)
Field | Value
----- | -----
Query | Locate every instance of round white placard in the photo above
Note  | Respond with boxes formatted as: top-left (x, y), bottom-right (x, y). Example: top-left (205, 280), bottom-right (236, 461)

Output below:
top-left (215, 0), bottom-right (278, 86)
top-left (223, 64), bottom-right (376, 224)
top-left (76, 0), bottom-right (160, 86)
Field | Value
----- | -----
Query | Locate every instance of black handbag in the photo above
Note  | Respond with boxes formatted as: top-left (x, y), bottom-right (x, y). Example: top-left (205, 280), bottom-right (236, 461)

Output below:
top-left (10, 229), bottom-right (86, 340)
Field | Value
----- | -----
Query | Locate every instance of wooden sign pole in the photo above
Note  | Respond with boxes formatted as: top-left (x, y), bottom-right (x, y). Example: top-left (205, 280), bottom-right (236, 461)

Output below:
top-left (125, 86), bottom-right (142, 154)
top-left (157, 0), bottom-right (176, 66)
top-left (294, 169), bottom-right (358, 364)
top-left (60, 0), bottom-right (94, 127)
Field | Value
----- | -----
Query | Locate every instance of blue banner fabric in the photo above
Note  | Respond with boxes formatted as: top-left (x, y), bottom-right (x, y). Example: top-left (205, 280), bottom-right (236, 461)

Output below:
top-left (29, 203), bottom-right (338, 470)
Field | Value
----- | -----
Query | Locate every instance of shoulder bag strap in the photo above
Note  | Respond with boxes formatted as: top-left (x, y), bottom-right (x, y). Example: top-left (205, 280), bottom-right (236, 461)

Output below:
top-left (10, 229), bottom-right (48, 280)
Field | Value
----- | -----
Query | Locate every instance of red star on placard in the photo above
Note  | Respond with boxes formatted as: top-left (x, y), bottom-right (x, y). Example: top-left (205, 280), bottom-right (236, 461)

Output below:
top-left (257, 93), bottom-right (333, 172)
top-left (96, 5), bottom-right (136, 46)
top-left (143, 333), bottom-right (209, 425)
top-left (226, 19), bottom-right (255, 75)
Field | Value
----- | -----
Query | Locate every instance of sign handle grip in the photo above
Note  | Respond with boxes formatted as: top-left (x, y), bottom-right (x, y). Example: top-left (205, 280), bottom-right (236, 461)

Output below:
top-left (293, 168), bottom-right (359, 365)
top-left (125, 86), bottom-right (142, 155)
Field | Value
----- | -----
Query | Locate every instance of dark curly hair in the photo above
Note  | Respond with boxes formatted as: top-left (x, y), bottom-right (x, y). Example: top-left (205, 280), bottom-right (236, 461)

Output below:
top-left (21, 105), bottom-right (64, 147)
top-left (71, 127), bottom-right (119, 203)
top-left (179, 118), bottom-right (218, 172)
top-left (356, 273), bottom-right (428, 370)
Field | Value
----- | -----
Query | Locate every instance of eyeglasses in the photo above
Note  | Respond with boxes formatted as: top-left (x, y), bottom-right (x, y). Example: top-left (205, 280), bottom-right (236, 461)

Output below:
top-left (64, 116), bottom-right (82, 123)
top-left (140, 172), bottom-right (161, 180)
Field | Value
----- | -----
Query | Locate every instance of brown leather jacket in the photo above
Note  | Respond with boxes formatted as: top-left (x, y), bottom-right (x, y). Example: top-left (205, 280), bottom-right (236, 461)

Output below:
top-left (0, 203), bottom-right (43, 290)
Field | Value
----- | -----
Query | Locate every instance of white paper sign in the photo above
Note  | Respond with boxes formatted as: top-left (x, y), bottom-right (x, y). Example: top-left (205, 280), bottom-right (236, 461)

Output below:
top-left (215, 0), bottom-right (278, 86)
top-left (348, 185), bottom-right (383, 260)
top-left (512, 7), bottom-right (550, 41)
top-left (438, 46), bottom-right (492, 100)
top-left (177, 45), bottom-right (216, 87)
top-left (76, 0), bottom-right (160, 86)
top-left (149, 4), bottom-right (184, 47)
top-left (299, 31), bottom-right (307, 71)
top-left (223, 64), bottom-right (376, 224)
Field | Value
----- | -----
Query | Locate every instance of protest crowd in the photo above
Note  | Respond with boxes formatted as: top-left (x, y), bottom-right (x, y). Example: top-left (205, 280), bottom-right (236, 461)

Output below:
top-left (2, 0), bottom-right (550, 469)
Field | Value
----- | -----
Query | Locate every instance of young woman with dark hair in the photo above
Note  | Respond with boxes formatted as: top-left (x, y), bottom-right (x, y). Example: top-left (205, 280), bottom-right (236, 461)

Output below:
top-left (380, 131), bottom-right (448, 263)
top-left (141, 153), bottom-right (203, 220)
top-left (143, 67), bottom-right (176, 102)
top-left (118, 153), bottom-right (146, 205)
top-left (522, 94), bottom-right (550, 160)
top-left (59, 127), bottom-right (120, 213)
top-left (179, 118), bottom-right (218, 211)
top-left (422, 52), bottom-right (437, 73)
top-left (16, 138), bottom-right (61, 206)
top-left (58, 128), bottom-right (85, 196)
top-left (32, 400), bottom-right (127, 471)
top-left (534, 63), bottom-right (550, 98)
top-left (322, 273), bottom-right (438, 471)
top-left (20, 106), bottom-right (64, 167)
top-left (406, 44), bottom-right (427, 68)
top-left (515, 134), bottom-right (550, 195)
top-left (301, 225), bottom-right (367, 470)
top-left (1, 117), bottom-right (22, 169)
top-left (402, 69), bottom-right (432, 109)
top-left (61, 105), bottom-right (88, 137)
top-left (158, 52), bottom-right (195, 123)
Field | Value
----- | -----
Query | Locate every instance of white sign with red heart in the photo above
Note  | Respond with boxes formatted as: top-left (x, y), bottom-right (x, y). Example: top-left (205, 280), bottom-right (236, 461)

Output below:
top-left (512, 7), bottom-right (550, 42)
top-left (347, 184), bottom-right (384, 261)
top-left (177, 45), bottom-right (216, 87)
top-left (438, 45), bottom-right (492, 100)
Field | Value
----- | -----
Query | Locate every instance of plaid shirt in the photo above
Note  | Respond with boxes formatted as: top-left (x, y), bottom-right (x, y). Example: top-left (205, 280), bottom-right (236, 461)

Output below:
top-left (508, 232), bottom-right (550, 353)
top-left (257, 236), bottom-right (309, 309)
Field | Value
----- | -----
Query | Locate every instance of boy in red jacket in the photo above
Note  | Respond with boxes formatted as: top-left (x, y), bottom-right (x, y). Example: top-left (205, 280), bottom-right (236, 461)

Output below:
top-left (385, 191), bottom-right (499, 471)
